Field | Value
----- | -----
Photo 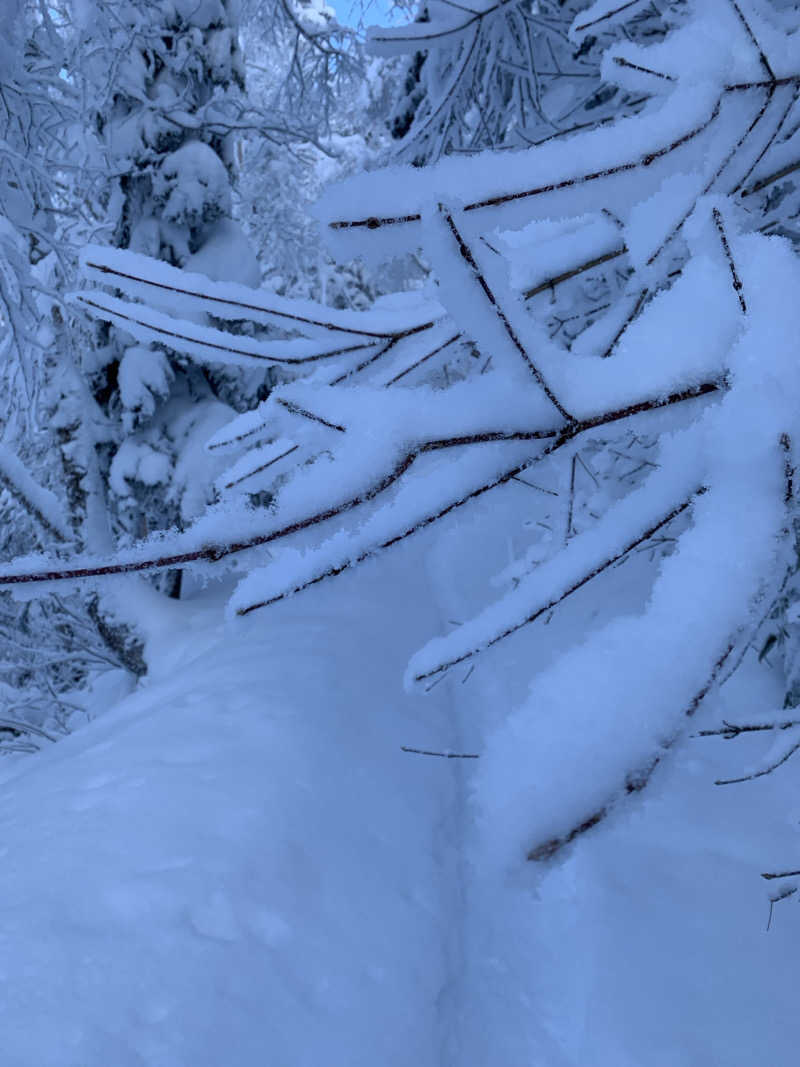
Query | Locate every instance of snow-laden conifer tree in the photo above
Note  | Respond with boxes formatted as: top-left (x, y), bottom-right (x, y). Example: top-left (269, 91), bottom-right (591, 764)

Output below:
top-left (78, 0), bottom-right (260, 596)
top-left (6, 0), bottom-right (800, 891)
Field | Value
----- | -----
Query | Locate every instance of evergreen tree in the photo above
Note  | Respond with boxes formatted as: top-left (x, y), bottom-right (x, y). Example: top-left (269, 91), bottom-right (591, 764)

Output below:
top-left (79, 0), bottom-right (260, 596)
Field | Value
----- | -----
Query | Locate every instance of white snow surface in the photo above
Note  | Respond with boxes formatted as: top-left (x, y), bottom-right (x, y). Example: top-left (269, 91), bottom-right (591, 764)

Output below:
top-left (3, 511), bottom-right (797, 1065)
top-left (0, 559), bottom-right (456, 1067)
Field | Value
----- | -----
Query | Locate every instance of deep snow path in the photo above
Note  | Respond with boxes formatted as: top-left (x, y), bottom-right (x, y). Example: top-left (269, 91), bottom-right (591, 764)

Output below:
top-left (0, 551), bottom-right (460, 1067)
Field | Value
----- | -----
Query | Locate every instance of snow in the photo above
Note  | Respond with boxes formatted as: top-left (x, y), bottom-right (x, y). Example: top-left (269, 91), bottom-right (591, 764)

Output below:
top-left (414, 473), bottom-right (800, 1067)
top-left (6, 1), bottom-right (800, 1062)
top-left (0, 558), bottom-right (459, 1067)
top-left (184, 218), bottom-right (261, 289)
top-left (109, 441), bottom-right (172, 497)
top-left (0, 445), bottom-right (71, 544)
top-left (1, 533), bottom-right (797, 1066)
top-left (153, 143), bottom-right (232, 230)
top-left (78, 245), bottom-right (444, 341)
top-left (118, 346), bottom-right (173, 418)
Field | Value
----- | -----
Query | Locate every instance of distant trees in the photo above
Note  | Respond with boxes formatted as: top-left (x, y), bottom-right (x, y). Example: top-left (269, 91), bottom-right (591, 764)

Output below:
top-left (0, 0), bottom-right (135, 740)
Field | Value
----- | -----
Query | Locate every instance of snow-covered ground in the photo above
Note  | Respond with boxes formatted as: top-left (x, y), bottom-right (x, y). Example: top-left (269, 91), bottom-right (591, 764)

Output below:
top-left (0, 547), bottom-right (459, 1067)
top-left (0, 516), bottom-right (798, 1065)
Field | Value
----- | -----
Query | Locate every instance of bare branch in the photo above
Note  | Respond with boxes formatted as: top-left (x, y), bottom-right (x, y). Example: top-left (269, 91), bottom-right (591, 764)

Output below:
top-left (715, 734), bottom-right (800, 785)
top-left (727, 0), bottom-right (775, 82)
top-left (0, 376), bottom-right (722, 592)
top-left (712, 207), bottom-right (747, 313)
top-left (401, 746), bottom-right (479, 758)
top-left (414, 490), bottom-right (705, 684)
top-left (439, 205), bottom-right (573, 419)
top-left (695, 718), bottom-right (800, 739)
top-left (328, 99), bottom-right (725, 231)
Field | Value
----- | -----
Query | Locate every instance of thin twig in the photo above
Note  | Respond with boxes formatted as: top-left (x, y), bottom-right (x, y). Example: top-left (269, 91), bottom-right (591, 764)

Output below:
top-left (612, 56), bottom-right (675, 82)
top-left (646, 85), bottom-right (778, 268)
top-left (712, 207), bottom-right (747, 313)
top-left (523, 246), bottom-right (626, 301)
top-left (565, 453), bottom-right (577, 543)
top-left (76, 295), bottom-right (377, 366)
top-left (767, 885), bottom-right (797, 931)
top-left (695, 718), bottom-right (800, 738)
top-left (715, 735), bottom-right (800, 785)
top-left (223, 444), bottom-right (300, 491)
top-left (601, 287), bottom-right (649, 359)
top-left (383, 333), bottom-right (461, 386)
top-left (727, 0), bottom-right (775, 82)
top-left (415, 490), bottom-right (704, 683)
top-left (512, 475), bottom-right (558, 496)
top-left (0, 380), bottom-right (722, 592)
top-left (741, 157), bottom-right (800, 196)
top-left (401, 746), bottom-right (479, 758)
top-left (439, 205), bottom-right (573, 419)
top-left (527, 640), bottom-right (735, 861)
top-left (781, 432), bottom-right (794, 505)
top-left (369, 0), bottom-right (515, 46)
top-left (82, 259), bottom-right (422, 340)
top-left (276, 397), bottom-right (346, 433)
top-left (573, 0), bottom-right (643, 34)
